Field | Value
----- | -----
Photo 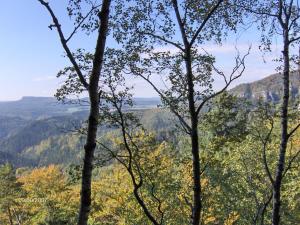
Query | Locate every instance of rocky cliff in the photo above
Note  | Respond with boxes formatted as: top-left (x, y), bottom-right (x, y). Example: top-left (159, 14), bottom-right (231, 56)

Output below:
top-left (230, 71), bottom-right (300, 102)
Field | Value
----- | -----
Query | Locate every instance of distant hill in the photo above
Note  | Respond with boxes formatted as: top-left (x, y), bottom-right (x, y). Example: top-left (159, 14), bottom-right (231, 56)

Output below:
top-left (0, 96), bottom-right (163, 167)
top-left (0, 96), bottom-right (161, 119)
top-left (0, 116), bottom-right (29, 139)
top-left (0, 115), bottom-right (83, 155)
top-left (2, 70), bottom-right (300, 167)
top-left (0, 97), bottom-right (85, 119)
top-left (230, 71), bottom-right (300, 102)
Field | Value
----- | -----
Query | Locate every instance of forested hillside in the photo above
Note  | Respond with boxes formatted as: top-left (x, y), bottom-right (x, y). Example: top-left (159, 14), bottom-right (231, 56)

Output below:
top-left (1, 93), bottom-right (300, 224)
top-left (0, 104), bottom-right (173, 167)
top-left (3, 70), bottom-right (300, 168)
top-left (230, 71), bottom-right (300, 103)
top-left (1, 0), bottom-right (300, 225)
top-left (1, 78), bottom-right (300, 225)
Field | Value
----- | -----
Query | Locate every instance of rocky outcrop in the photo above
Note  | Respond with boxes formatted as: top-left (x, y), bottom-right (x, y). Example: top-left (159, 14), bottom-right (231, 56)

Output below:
top-left (230, 71), bottom-right (300, 103)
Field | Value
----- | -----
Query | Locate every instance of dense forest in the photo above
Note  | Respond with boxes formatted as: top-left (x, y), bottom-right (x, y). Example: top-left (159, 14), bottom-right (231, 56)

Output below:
top-left (1, 0), bottom-right (300, 225)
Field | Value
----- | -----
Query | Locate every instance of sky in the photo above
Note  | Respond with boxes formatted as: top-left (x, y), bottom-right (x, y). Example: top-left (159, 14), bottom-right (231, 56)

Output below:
top-left (0, 0), bottom-right (284, 101)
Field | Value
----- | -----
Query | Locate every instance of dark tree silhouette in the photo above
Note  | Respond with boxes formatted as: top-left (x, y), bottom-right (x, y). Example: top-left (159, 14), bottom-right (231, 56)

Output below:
top-left (242, 1), bottom-right (300, 224)
top-left (112, 1), bottom-right (248, 224)
top-left (37, 1), bottom-right (112, 224)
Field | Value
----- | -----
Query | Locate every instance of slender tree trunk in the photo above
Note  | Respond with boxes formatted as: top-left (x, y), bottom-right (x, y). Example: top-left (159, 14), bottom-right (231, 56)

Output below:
top-left (190, 123), bottom-right (201, 225)
top-left (260, 193), bottom-right (272, 225)
top-left (119, 117), bottom-right (160, 225)
top-left (272, 31), bottom-right (290, 225)
top-left (7, 207), bottom-right (13, 225)
top-left (171, 1), bottom-right (203, 223)
top-left (133, 186), bottom-right (160, 225)
top-left (78, 1), bottom-right (111, 224)
top-left (11, 208), bottom-right (21, 225)
top-left (185, 48), bottom-right (201, 225)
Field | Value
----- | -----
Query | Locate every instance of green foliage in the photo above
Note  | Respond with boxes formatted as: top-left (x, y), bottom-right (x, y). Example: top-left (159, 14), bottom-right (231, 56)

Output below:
top-left (18, 165), bottom-right (79, 225)
top-left (0, 115), bottom-right (299, 224)
top-left (0, 163), bottom-right (24, 225)
top-left (6, 1), bottom-right (298, 225)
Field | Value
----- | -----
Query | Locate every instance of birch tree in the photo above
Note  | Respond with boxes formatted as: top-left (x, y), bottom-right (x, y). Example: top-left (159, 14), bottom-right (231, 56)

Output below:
top-left (242, 1), bottom-right (300, 224)
top-left (112, 1), bottom-right (248, 224)
top-left (37, 1), bottom-right (111, 224)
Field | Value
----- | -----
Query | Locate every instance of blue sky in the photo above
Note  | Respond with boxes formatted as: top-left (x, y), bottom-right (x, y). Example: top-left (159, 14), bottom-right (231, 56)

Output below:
top-left (0, 0), bottom-right (283, 101)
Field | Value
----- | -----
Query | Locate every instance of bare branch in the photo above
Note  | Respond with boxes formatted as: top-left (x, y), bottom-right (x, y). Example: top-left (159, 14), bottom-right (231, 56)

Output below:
top-left (138, 31), bottom-right (184, 52)
top-left (289, 35), bottom-right (300, 43)
top-left (251, 106), bottom-right (275, 185)
top-left (134, 71), bottom-right (191, 133)
top-left (238, 3), bottom-right (278, 17)
top-left (288, 14), bottom-right (300, 31)
top-left (66, 4), bottom-right (101, 43)
top-left (195, 46), bottom-right (250, 116)
top-left (37, 0), bottom-right (89, 89)
top-left (189, 0), bottom-right (224, 47)
top-left (260, 193), bottom-right (273, 225)
top-left (278, 0), bottom-right (285, 27)
top-left (106, 87), bottom-right (161, 225)
top-left (146, 177), bottom-right (165, 225)
top-left (261, 118), bottom-right (275, 185)
top-left (171, 0), bottom-right (189, 47)
top-left (283, 149), bottom-right (300, 177)
top-left (288, 0), bottom-right (294, 19)
top-left (200, 163), bottom-right (208, 176)
top-left (287, 121), bottom-right (300, 138)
